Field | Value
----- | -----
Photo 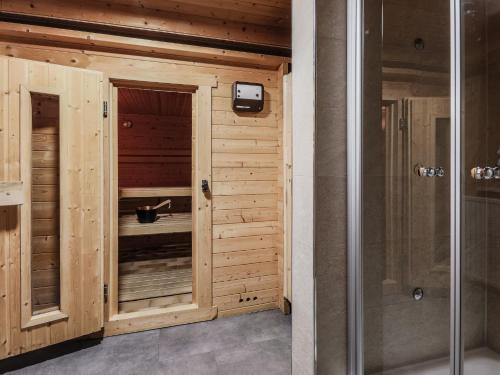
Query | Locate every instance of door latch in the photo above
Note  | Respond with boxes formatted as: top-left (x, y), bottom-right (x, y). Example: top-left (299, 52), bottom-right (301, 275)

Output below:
top-left (201, 179), bottom-right (209, 193)
top-left (103, 284), bottom-right (108, 304)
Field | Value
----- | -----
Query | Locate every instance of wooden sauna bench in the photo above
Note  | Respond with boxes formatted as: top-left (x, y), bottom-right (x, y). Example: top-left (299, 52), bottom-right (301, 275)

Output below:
top-left (117, 190), bottom-right (193, 314)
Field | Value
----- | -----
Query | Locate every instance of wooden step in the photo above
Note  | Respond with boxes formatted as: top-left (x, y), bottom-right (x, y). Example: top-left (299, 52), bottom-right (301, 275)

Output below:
top-left (119, 266), bottom-right (192, 302)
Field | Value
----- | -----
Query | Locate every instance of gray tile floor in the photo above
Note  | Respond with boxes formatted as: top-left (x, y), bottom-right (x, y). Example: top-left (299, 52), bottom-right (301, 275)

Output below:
top-left (3, 310), bottom-right (291, 375)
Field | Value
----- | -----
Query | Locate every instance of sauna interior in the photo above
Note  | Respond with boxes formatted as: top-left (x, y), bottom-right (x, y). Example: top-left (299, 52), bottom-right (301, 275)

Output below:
top-left (116, 88), bottom-right (194, 314)
top-left (0, 0), bottom-right (293, 368)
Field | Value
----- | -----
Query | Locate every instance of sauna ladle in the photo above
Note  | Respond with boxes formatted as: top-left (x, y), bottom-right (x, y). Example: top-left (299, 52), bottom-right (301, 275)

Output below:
top-left (135, 199), bottom-right (172, 223)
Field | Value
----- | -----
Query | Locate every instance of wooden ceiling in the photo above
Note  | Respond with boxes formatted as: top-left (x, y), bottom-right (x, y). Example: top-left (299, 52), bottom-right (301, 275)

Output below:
top-left (0, 0), bottom-right (291, 52)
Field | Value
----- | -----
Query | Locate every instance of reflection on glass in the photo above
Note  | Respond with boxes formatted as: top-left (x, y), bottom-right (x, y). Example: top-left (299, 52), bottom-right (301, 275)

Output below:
top-left (362, 0), bottom-right (451, 373)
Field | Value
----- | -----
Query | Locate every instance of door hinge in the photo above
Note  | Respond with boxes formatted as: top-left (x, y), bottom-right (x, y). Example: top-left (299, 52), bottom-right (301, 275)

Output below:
top-left (399, 118), bottom-right (408, 130)
top-left (103, 284), bottom-right (108, 304)
top-left (103, 101), bottom-right (108, 118)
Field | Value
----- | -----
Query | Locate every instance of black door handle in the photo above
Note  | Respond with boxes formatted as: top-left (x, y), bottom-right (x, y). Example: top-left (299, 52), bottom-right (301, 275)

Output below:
top-left (201, 179), bottom-right (209, 193)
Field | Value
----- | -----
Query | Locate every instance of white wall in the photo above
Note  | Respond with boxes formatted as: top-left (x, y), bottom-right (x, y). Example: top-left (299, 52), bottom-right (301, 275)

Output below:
top-left (292, 0), bottom-right (316, 374)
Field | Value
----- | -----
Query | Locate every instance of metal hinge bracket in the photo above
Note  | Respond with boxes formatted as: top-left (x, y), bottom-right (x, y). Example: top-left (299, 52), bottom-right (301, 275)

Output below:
top-left (104, 284), bottom-right (108, 304)
top-left (103, 101), bottom-right (108, 118)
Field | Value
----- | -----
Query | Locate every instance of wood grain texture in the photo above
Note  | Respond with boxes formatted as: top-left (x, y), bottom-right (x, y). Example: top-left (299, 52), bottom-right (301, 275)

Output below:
top-left (0, 0), bottom-right (291, 48)
top-left (0, 56), bottom-right (103, 359)
top-left (0, 38), bottom-right (284, 329)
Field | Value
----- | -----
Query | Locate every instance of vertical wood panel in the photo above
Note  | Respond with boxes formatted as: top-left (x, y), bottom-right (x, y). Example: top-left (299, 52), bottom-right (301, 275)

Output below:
top-left (1, 57), bottom-right (103, 359)
top-left (194, 85), bottom-right (212, 308)
top-left (0, 56), bottom-right (10, 359)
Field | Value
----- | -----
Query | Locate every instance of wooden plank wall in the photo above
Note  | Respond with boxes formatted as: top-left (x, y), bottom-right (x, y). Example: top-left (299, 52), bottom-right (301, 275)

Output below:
top-left (0, 57), bottom-right (103, 359)
top-left (0, 42), bottom-right (286, 318)
top-left (30, 93), bottom-right (61, 315)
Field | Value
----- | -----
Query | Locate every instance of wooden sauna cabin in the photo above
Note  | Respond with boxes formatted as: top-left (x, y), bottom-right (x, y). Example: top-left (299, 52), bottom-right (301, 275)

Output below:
top-left (0, 17), bottom-right (292, 359)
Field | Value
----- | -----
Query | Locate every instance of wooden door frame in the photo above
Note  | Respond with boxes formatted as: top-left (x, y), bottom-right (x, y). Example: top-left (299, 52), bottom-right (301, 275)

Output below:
top-left (103, 75), bottom-right (217, 336)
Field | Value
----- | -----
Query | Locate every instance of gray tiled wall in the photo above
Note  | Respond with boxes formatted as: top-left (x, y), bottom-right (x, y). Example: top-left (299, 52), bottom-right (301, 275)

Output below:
top-left (314, 0), bottom-right (348, 374)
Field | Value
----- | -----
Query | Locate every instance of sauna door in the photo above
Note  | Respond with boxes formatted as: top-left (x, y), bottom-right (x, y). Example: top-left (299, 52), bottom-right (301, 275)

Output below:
top-left (0, 56), bottom-right (104, 359)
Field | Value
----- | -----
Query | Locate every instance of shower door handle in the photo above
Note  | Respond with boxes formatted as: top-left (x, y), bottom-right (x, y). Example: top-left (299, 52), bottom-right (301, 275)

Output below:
top-left (470, 166), bottom-right (500, 180)
top-left (415, 165), bottom-right (445, 177)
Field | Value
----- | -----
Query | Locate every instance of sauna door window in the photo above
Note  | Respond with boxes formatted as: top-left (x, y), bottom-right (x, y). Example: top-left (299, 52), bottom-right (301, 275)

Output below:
top-left (116, 88), bottom-right (193, 314)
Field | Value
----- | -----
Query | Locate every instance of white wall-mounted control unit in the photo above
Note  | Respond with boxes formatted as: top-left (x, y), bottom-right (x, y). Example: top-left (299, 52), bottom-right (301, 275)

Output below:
top-left (232, 81), bottom-right (264, 112)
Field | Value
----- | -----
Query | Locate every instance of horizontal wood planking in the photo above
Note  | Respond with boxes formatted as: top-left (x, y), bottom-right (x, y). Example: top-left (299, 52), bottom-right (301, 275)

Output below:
top-left (213, 287), bottom-right (278, 311)
top-left (212, 194), bottom-right (278, 210)
top-left (213, 274), bottom-right (279, 297)
top-left (213, 221), bottom-right (280, 239)
top-left (213, 208), bottom-right (278, 225)
top-left (0, 41), bottom-right (283, 321)
top-left (213, 167), bottom-right (278, 181)
top-left (212, 181), bottom-right (278, 195)
top-left (212, 140), bottom-right (279, 154)
top-left (213, 261), bottom-right (277, 283)
top-left (213, 234), bottom-right (278, 254)
top-left (213, 248), bottom-right (278, 268)
top-left (0, 0), bottom-right (290, 48)
top-left (209, 59), bottom-right (281, 316)
top-left (212, 153), bottom-right (279, 168)
top-left (217, 301), bottom-right (276, 318)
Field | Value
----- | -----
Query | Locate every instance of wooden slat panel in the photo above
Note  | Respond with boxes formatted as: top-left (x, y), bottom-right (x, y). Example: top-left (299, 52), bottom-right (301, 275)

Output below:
top-left (213, 234), bottom-right (277, 253)
top-left (0, 57), bottom-right (10, 358)
top-left (31, 236), bottom-right (58, 254)
top-left (212, 125), bottom-right (279, 140)
top-left (213, 248), bottom-right (278, 268)
top-left (213, 83), bottom-right (278, 99)
top-left (32, 253), bottom-right (59, 271)
top-left (0, 0), bottom-right (291, 48)
top-left (212, 181), bottom-right (278, 195)
top-left (214, 288), bottom-right (278, 311)
top-left (213, 261), bottom-right (277, 283)
top-left (212, 167), bottom-right (278, 182)
top-left (212, 139), bottom-right (278, 154)
top-left (212, 194), bottom-right (278, 210)
top-left (213, 221), bottom-right (280, 239)
top-left (31, 185), bottom-right (57, 202)
top-left (212, 110), bottom-right (277, 127)
top-left (0, 182), bottom-right (23, 206)
top-left (0, 40), bottom-right (285, 332)
top-left (213, 208), bottom-right (278, 225)
top-left (212, 97), bottom-right (276, 114)
top-left (212, 153), bottom-right (279, 168)
top-left (213, 274), bottom-right (279, 297)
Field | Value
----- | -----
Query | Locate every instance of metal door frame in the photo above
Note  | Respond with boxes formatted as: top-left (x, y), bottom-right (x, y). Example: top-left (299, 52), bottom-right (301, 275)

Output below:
top-left (346, 0), bottom-right (463, 373)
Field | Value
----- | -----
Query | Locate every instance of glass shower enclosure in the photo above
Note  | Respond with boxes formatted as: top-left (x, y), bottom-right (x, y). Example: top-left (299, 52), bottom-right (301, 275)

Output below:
top-left (347, 0), bottom-right (500, 373)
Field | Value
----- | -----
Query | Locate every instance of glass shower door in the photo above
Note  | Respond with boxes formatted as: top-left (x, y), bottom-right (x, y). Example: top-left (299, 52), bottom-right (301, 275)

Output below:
top-left (360, 0), bottom-right (452, 373)
top-left (461, 0), bottom-right (500, 372)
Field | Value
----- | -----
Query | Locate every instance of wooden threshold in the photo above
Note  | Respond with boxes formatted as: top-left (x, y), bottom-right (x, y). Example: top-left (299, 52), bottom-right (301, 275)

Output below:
top-left (119, 187), bottom-right (192, 199)
top-left (104, 304), bottom-right (218, 336)
top-left (118, 293), bottom-right (192, 314)
top-left (118, 213), bottom-right (192, 236)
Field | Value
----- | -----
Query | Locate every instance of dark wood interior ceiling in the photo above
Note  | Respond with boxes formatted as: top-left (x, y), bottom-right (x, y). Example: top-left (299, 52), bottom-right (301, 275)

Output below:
top-left (0, 0), bottom-right (291, 53)
top-left (118, 88), bottom-right (192, 116)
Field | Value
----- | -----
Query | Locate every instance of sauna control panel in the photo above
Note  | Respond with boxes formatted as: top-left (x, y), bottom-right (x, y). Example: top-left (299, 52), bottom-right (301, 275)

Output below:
top-left (232, 81), bottom-right (264, 112)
